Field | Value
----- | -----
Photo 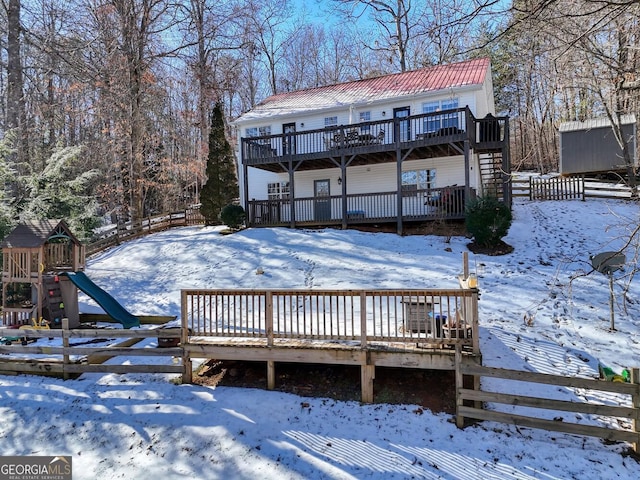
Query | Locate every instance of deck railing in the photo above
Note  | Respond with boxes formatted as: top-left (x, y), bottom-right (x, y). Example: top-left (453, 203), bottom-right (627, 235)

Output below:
top-left (2, 249), bottom-right (39, 282)
top-left (86, 207), bottom-right (204, 256)
top-left (241, 107), bottom-right (508, 165)
top-left (181, 288), bottom-right (479, 352)
top-left (249, 186), bottom-right (471, 226)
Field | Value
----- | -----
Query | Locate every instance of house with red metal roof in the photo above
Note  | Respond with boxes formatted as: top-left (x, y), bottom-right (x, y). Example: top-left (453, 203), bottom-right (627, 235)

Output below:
top-left (233, 57), bottom-right (510, 234)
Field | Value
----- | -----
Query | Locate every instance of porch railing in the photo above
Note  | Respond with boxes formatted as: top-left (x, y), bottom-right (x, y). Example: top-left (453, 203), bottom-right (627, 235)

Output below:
top-left (181, 288), bottom-right (479, 352)
top-left (241, 107), bottom-right (508, 165)
top-left (249, 185), bottom-right (471, 226)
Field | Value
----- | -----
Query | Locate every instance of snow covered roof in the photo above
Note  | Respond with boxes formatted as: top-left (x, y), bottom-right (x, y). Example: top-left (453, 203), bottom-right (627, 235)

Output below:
top-left (234, 58), bottom-right (490, 124)
top-left (559, 114), bottom-right (636, 133)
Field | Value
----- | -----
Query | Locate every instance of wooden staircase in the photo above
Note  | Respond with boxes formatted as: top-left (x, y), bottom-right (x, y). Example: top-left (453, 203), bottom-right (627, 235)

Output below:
top-left (479, 152), bottom-right (505, 198)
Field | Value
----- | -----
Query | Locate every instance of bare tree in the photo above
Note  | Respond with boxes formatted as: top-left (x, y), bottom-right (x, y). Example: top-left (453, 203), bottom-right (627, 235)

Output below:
top-left (179, 0), bottom-right (243, 203)
top-left (5, 0), bottom-right (23, 133)
top-left (510, 0), bottom-right (640, 182)
top-left (331, 0), bottom-right (419, 72)
top-left (84, 0), bottom-right (181, 224)
top-left (239, 0), bottom-right (296, 95)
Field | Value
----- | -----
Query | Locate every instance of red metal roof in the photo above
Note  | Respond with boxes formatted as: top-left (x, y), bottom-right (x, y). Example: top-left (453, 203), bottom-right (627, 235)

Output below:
top-left (235, 58), bottom-right (490, 122)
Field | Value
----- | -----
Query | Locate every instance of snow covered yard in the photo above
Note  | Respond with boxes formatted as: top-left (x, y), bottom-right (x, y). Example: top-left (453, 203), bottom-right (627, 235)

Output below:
top-left (0, 198), bottom-right (639, 479)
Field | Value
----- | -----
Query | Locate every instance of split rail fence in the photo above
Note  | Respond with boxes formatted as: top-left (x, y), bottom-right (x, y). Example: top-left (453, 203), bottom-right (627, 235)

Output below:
top-left (456, 363), bottom-right (639, 452)
top-left (0, 319), bottom-right (182, 377)
top-left (87, 207), bottom-right (204, 256)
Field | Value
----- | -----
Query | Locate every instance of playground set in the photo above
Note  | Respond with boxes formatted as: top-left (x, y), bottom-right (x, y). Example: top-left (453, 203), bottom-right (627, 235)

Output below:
top-left (1, 220), bottom-right (140, 341)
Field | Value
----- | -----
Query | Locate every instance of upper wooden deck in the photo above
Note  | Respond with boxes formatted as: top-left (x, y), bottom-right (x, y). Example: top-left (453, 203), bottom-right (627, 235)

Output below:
top-left (240, 107), bottom-right (508, 172)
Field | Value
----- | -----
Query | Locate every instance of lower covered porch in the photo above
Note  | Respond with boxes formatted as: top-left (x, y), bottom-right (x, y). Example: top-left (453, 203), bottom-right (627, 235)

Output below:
top-left (248, 185), bottom-right (473, 228)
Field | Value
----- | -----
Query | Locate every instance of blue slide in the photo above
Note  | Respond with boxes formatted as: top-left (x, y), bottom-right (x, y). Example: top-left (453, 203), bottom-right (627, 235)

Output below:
top-left (64, 272), bottom-right (140, 329)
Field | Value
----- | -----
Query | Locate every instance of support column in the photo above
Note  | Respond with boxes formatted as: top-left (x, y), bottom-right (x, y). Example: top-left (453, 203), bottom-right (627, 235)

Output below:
top-left (502, 118), bottom-right (512, 207)
top-left (288, 163), bottom-right (296, 228)
top-left (455, 345), bottom-right (464, 428)
top-left (631, 368), bottom-right (639, 453)
top-left (242, 163), bottom-right (250, 225)
top-left (267, 360), bottom-right (276, 390)
top-left (360, 351), bottom-right (374, 403)
top-left (341, 157), bottom-right (347, 229)
top-left (181, 291), bottom-right (192, 384)
top-left (396, 148), bottom-right (403, 235)
top-left (464, 138), bottom-right (471, 203)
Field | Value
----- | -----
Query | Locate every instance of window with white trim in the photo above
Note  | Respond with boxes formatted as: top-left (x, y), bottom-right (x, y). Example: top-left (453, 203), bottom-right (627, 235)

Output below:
top-left (401, 169), bottom-right (436, 196)
top-left (359, 111), bottom-right (371, 132)
top-left (268, 181), bottom-right (290, 200)
top-left (422, 98), bottom-right (460, 133)
top-left (324, 116), bottom-right (338, 128)
top-left (246, 126), bottom-right (272, 142)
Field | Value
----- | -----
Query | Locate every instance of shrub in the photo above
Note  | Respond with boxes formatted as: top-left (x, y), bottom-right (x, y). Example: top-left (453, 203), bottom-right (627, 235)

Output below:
top-left (220, 204), bottom-right (246, 230)
top-left (465, 196), bottom-right (512, 248)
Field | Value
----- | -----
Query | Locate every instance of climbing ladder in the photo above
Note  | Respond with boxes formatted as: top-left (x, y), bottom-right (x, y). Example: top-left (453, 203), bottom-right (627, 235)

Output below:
top-left (42, 274), bottom-right (66, 327)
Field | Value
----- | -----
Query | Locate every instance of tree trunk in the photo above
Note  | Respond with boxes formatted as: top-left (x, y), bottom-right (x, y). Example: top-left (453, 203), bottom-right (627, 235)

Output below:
top-left (6, 0), bottom-right (23, 133)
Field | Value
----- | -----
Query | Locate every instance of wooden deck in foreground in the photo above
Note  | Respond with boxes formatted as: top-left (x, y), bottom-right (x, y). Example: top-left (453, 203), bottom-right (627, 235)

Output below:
top-left (180, 287), bottom-right (482, 402)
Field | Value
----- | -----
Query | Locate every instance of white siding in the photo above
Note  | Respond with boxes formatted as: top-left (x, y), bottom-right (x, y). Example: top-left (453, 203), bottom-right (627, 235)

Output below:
top-left (244, 167), bottom-right (283, 202)
top-left (235, 82), bottom-right (492, 207)
top-left (290, 156), bottom-right (471, 198)
top-left (235, 87), bottom-right (487, 138)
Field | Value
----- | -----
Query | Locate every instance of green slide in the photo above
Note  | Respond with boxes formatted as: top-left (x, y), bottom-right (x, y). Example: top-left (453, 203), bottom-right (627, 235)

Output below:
top-left (64, 272), bottom-right (140, 329)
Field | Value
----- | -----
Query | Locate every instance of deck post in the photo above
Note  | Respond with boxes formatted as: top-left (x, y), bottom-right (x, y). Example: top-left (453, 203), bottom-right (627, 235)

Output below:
top-left (455, 345), bottom-right (464, 428)
top-left (243, 163), bottom-right (250, 225)
top-left (266, 291), bottom-right (274, 347)
top-left (359, 291), bottom-right (374, 402)
top-left (267, 360), bottom-right (276, 390)
top-left (464, 138), bottom-right (471, 206)
top-left (62, 318), bottom-right (70, 380)
top-left (288, 161), bottom-right (296, 228)
top-left (181, 290), bottom-right (192, 384)
top-left (359, 292), bottom-right (367, 348)
top-left (502, 119), bottom-right (512, 207)
top-left (632, 368), bottom-right (639, 453)
top-left (341, 160), bottom-right (347, 230)
top-left (462, 251), bottom-right (469, 279)
top-left (396, 147), bottom-right (403, 235)
top-left (361, 351), bottom-right (375, 403)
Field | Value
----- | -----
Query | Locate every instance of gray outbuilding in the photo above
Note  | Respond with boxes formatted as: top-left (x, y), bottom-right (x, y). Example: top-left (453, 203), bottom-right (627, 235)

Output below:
top-left (559, 115), bottom-right (637, 175)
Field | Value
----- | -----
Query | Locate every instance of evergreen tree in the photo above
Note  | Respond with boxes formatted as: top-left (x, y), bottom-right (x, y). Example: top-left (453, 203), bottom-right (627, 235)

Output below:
top-left (0, 133), bottom-right (18, 241)
top-left (22, 145), bottom-right (102, 241)
top-left (200, 102), bottom-right (239, 225)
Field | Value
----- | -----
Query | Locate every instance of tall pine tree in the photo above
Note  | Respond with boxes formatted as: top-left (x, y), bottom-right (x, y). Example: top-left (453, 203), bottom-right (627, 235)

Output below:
top-left (200, 102), bottom-right (239, 225)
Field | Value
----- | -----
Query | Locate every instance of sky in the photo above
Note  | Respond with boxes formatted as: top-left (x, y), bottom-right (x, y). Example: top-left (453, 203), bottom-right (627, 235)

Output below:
top-left (0, 196), bottom-right (639, 479)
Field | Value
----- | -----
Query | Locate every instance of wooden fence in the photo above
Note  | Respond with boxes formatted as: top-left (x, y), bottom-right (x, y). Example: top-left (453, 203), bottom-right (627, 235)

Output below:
top-left (86, 207), bottom-right (204, 255)
top-left (0, 319), bottom-right (182, 377)
top-left (2, 312), bottom-right (639, 452)
top-left (512, 176), bottom-right (635, 200)
top-left (456, 363), bottom-right (639, 452)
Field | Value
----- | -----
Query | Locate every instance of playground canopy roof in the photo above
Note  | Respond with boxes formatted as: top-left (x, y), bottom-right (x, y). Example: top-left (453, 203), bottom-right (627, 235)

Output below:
top-left (0, 219), bottom-right (80, 249)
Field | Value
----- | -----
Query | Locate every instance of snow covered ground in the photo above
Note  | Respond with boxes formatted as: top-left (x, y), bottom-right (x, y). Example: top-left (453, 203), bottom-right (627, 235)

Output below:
top-left (1, 198), bottom-right (639, 479)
